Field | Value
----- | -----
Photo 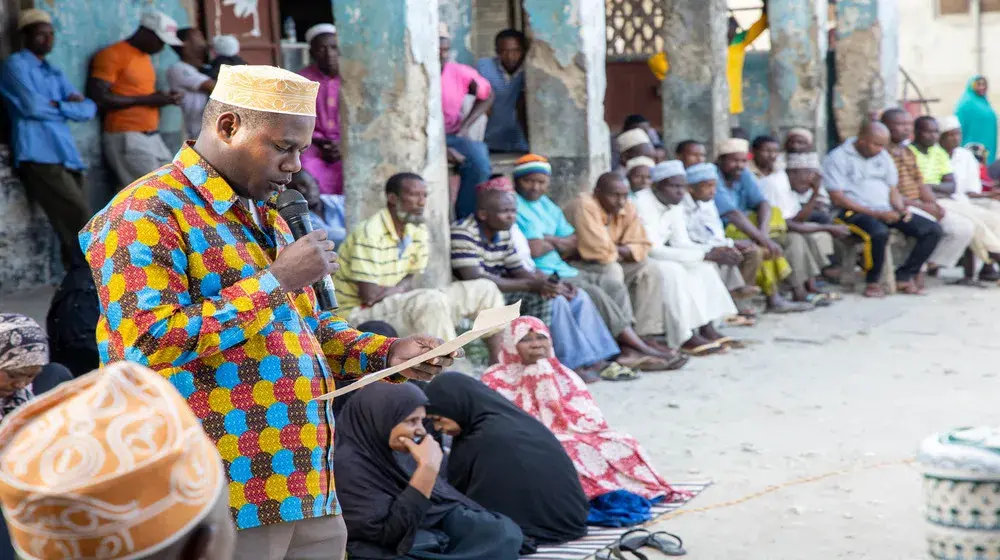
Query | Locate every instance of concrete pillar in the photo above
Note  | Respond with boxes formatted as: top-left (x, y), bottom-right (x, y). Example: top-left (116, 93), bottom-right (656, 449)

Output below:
top-left (522, 0), bottom-right (609, 203)
top-left (660, 0), bottom-right (729, 159)
top-left (333, 0), bottom-right (451, 287)
top-left (834, 0), bottom-right (899, 141)
top-left (767, 0), bottom-right (828, 153)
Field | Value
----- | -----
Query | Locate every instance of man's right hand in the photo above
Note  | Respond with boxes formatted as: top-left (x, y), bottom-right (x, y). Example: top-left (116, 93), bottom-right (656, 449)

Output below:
top-left (762, 238), bottom-right (784, 259)
top-left (270, 230), bottom-right (339, 292)
top-left (876, 210), bottom-right (901, 224)
top-left (148, 91), bottom-right (181, 107)
top-left (401, 436), bottom-right (443, 472)
top-left (557, 281), bottom-right (577, 299)
top-left (705, 247), bottom-right (742, 267)
top-left (531, 277), bottom-right (561, 298)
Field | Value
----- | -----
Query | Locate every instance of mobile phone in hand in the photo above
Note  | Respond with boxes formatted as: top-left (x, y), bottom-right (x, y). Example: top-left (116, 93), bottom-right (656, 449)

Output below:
top-left (548, 272), bottom-right (560, 284)
top-left (411, 434), bottom-right (424, 444)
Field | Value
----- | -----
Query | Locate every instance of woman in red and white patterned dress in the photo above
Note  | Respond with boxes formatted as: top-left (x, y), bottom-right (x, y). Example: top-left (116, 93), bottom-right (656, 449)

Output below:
top-left (481, 316), bottom-right (684, 502)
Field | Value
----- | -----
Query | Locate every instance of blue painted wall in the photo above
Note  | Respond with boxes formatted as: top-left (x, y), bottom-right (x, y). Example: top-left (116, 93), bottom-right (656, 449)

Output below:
top-left (522, 0), bottom-right (581, 67)
top-left (439, 0), bottom-right (474, 65)
top-left (40, 0), bottom-right (191, 208)
top-left (0, 0), bottom-right (192, 294)
top-left (739, 51), bottom-right (770, 142)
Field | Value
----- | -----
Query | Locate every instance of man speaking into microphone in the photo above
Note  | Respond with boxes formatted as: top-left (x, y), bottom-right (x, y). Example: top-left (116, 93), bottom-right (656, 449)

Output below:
top-left (81, 65), bottom-right (456, 559)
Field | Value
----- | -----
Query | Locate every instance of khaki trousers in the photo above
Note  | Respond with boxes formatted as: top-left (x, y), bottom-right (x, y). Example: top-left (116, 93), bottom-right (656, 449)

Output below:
top-left (346, 279), bottom-right (504, 339)
top-left (103, 131), bottom-right (172, 188)
top-left (939, 199), bottom-right (1000, 261)
top-left (781, 231), bottom-right (831, 287)
top-left (570, 260), bottom-right (664, 337)
top-left (235, 515), bottom-right (347, 560)
top-left (715, 244), bottom-right (766, 291)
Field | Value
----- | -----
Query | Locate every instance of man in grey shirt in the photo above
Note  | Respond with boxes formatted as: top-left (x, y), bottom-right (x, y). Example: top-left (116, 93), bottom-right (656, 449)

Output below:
top-left (823, 121), bottom-right (942, 297)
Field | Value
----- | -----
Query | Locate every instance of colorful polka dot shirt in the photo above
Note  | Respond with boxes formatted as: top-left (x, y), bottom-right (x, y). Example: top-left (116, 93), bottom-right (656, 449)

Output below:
top-left (80, 145), bottom-right (396, 530)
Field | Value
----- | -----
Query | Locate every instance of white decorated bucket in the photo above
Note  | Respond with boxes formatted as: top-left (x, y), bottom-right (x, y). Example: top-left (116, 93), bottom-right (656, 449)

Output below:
top-left (918, 427), bottom-right (1000, 560)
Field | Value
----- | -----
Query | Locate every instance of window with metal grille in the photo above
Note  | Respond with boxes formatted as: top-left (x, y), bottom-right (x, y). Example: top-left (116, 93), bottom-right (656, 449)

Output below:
top-left (606, 0), bottom-right (665, 60)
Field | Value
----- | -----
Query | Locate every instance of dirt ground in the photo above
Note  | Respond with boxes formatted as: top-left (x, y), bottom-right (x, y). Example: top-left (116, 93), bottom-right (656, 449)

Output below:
top-left (4, 279), bottom-right (997, 559)
top-left (590, 278), bottom-right (1000, 559)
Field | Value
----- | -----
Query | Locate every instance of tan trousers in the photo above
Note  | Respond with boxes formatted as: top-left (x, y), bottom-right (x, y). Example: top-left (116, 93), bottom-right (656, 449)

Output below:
top-left (571, 260), bottom-right (664, 337)
top-left (939, 199), bottom-right (1000, 262)
top-left (235, 515), bottom-right (347, 560)
top-left (715, 244), bottom-right (766, 291)
top-left (102, 131), bottom-right (172, 188)
top-left (346, 279), bottom-right (504, 339)
top-left (782, 231), bottom-right (831, 287)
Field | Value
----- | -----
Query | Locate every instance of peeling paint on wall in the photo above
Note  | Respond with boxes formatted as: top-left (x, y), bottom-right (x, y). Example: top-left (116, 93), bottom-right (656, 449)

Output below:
top-left (335, 0), bottom-right (450, 287)
top-left (660, 0), bottom-right (729, 158)
top-left (834, 0), bottom-right (898, 140)
top-left (439, 0), bottom-right (474, 65)
top-left (523, 0), bottom-right (608, 202)
top-left (1, 0), bottom-right (190, 294)
top-left (767, 0), bottom-right (827, 151)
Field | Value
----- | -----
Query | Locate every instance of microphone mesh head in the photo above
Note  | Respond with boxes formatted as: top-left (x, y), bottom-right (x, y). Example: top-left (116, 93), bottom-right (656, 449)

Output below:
top-left (277, 189), bottom-right (309, 222)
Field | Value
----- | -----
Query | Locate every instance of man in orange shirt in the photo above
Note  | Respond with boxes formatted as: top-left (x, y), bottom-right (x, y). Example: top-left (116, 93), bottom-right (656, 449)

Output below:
top-left (87, 11), bottom-right (183, 188)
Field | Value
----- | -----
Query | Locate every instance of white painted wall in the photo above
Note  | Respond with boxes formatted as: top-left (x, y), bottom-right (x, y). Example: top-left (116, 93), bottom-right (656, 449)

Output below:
top-left (899, 3), bottom-right (1000, 118)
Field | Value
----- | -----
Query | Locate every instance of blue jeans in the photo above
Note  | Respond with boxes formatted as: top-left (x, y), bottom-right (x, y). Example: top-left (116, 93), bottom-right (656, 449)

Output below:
top-left (550, 291), bottom-right (620, 370)
top-left (447, 135), bottom-right (491, 220)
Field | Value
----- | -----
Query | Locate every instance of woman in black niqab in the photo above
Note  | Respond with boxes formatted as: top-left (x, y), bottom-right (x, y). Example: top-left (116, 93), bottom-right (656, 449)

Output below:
top-left (424, 373), bottom-right (589, 550)
top-left (334, 381), bottom-right (523, 560)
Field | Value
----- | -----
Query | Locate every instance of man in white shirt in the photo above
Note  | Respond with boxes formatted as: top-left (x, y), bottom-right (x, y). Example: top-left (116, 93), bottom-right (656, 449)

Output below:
top-left (752, 137), bottom-right (849, 301)
top-left (167, 28), bottom-right (214, 139)
top-left (936, 115), bottom-right (1000, 282)
top-left (682, 162), bottom-right (763, 297)
top-left (634, 160), bottom-right (739, 354)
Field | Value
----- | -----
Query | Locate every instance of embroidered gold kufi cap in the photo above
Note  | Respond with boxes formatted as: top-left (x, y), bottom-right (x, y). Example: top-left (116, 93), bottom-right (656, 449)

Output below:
top-left (0, 362), bottom-right (226, 560)
top-left (210, 64), bottom-right (319, 117)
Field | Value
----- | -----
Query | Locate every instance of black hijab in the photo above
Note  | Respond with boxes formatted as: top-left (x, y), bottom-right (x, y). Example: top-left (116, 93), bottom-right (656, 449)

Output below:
top-left (334, 382), bottom-right (481, 550)
top-left (424, 373), bottom-right (589, 545)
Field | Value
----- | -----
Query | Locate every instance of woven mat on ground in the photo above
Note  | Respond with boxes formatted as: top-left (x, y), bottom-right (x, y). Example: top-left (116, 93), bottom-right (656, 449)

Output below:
top-left (522, 482), bottom-right (711, 560)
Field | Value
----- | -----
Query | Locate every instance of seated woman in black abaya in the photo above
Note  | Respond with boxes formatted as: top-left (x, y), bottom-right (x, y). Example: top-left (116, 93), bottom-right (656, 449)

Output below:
top-left (424, 372), bottom-right (589, 552)
top-left (334, 382), bottom-right (523, 560)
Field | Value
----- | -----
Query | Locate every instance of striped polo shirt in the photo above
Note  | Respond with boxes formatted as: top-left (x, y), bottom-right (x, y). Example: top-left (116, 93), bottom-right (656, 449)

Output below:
top-left (909, 144), bottom-right (954, 185)
top-left (889, 145), bottom-right (925, 201)
top-left (334, 208), bottom-right (429, 312)
top-left (450, 215), bottom-right (523, 277)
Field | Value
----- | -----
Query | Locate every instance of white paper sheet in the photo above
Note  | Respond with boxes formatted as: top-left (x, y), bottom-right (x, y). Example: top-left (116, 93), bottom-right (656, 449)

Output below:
top-left (313, 301), bottom-right (521, 401)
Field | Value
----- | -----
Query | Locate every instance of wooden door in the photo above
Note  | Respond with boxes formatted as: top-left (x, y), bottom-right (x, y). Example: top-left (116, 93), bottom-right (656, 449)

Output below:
top-left (203, 0), bottom-right (281, 66)
top-left (605, 0), bottom-right (664, 133)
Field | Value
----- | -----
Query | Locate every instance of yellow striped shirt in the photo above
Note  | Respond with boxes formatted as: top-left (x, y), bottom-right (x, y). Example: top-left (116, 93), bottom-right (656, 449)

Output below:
top-left (909, 144), bottom-right (953, 185)
top-left (334, 208), bottom-right (429, 312)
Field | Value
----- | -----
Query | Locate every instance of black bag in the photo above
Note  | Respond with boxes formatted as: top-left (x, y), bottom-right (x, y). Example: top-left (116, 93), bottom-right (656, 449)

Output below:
top-left (46, 266), bottom-right (100, 377)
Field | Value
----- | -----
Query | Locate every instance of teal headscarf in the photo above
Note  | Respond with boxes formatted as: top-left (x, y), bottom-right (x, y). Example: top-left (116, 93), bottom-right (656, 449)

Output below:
top-left (956, 75), bottom-right (998, 163)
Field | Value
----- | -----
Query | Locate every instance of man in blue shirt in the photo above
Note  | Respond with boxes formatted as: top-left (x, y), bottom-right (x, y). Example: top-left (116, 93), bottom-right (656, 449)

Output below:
top-left (715, 138), bottom-right (810, 313)
top-left (477, 29), bottom-right (529, 154)
top-left (0, 9), bottom-right (96, 268)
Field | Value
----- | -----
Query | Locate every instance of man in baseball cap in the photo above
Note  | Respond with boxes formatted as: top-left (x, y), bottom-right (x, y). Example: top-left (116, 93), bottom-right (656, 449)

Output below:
top-left (88, 11), bottom-right (183, 187)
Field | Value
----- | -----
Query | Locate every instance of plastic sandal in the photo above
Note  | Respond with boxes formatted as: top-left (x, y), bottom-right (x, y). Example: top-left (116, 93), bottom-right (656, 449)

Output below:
top-left (600, 362), bottom-right (639, 381)
top-left (646, 531), bottom-right (686, 556)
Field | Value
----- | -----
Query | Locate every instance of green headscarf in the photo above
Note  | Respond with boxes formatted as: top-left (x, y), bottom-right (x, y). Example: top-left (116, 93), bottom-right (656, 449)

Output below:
top-left (956, 75), bottom-right (998, 164)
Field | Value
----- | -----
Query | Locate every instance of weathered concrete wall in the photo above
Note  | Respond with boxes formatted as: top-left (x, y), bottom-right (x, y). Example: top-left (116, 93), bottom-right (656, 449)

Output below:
top-left (522, 0), bottom-right (609, 202)
top-left (834, 0), bottom-right (899, 140)
top-left (0, 0), bottom-right (190, 295)
top-left (438, 0), bottom-right (474, 65)
top-left (660, 0), bottom-right (730, 159)
top-left (334, 0), bottom-right (451, 288)
top-left (768, 0), bottom-right (828, 153)
top-left (897, 2), bottom-right (1000, 115)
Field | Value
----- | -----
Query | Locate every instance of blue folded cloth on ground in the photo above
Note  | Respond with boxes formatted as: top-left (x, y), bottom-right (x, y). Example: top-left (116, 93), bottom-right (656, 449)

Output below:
top-left (587, 490), bottom-right (664, 528)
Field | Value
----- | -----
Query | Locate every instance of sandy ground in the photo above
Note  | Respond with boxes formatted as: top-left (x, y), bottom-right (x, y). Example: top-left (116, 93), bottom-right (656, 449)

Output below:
top-left (4, 278), bottom-right (997, 559)
top-left (589, 278), bottom-right (1000, 560)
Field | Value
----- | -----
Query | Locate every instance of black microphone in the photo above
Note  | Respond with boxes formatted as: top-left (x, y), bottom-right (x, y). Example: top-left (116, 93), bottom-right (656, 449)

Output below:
top-left (276, 189), bottom-right (339, 311)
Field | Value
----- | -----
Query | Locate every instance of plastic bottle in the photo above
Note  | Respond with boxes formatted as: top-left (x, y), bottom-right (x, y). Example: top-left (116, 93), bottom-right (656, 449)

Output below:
top-left (283, 17), bottom-right (297, 42)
